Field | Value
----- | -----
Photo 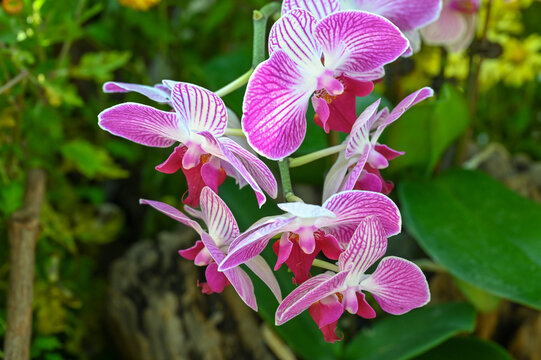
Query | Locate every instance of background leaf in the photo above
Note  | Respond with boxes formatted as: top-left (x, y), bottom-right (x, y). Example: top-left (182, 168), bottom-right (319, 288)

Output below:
top-left (414, 336), bottom-right (513, 360)
top-left (342, 303), bottom-right (476, 360)
top-left (399, 170), bottom-right (541, 309)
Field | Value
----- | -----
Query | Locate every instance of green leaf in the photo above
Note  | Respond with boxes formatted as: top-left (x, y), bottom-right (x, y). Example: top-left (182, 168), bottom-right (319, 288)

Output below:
top-left (343, 303), bottom-right (476, 360)
top-left (383, 84), bottom-right (469, 175)
top-left (454, 278), bottom-right (501, 313)
top-left (61, 140), bottom-right (128, 179)
top-left (399, 170), bottom-right (541, 309)
top-left (70, 51), bottom-right (131, 82)
top-left (414, 337), bottom-right (513, 360)
top-left (30, 336), bottom-right (62, 358)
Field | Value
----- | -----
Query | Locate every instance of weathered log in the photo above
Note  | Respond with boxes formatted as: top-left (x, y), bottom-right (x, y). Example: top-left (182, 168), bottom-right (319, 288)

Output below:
top-left (107, 230), bottom-right (278, 360)
top-left (4, 169), bottom-right (46, 360)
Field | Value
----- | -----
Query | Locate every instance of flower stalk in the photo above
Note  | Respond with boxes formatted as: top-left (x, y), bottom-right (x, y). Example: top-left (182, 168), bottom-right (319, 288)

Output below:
top-left (312, 259), bottom-right (339, 272)
top-left (278, 159), bottom-right (302, 202)
top-left (215, 69), bottom-right (254, 98)
top-left (289, 143), bottom-right (347, 168)
top-left (252, 2), bottom-right (281, 67)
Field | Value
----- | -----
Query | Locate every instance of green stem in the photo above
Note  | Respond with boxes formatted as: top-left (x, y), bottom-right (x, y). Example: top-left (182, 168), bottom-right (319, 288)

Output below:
top-left (312, 259), bottom-right (339, 272)
top-left (224, 128), bottom-right (245, 137)
top-left (278, 159), bottom-right (302, 202)
top-left (289, 143), bottom-right (346, 168)
top-left (252, 2), bottom-right (281, 67)
top-left (215, 69), bottom-right (254, 98)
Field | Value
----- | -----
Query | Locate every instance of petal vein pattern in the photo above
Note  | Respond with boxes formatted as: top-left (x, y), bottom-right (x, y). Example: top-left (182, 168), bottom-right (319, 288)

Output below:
top-left (170, 82), bottom-right (227, 137)
top-left (282, 0), bottom-right (341, 20)
top-left (315, 11), bottom-right (409, 74)
top-left (200, 187), bottom-right (239, 246)
top-left (98, 102), bottom-right (182, 147)
top-left (243, 50), bottom-right (315, 160)
top-left (269, 9), bottom-right (322, 72)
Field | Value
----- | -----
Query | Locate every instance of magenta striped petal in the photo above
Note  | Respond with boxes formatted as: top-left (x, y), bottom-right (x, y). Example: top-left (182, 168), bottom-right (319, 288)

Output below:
top-left (246, 256), bottom-right (282, 302)
top-left (361, 256), bottom-right (430, 315)
top-left (276, 272), bottom-right (349, 325)
top-left (380, 87), bottom-right (434, 129)
top-left (220, 217), bottom-right (296, 271)
top-left (346, 99), bottom-right (380, 159)
top-left (282, 0), bottom-right (340, 20)
top-left (219, 137), bottom-right (278, 199)
top-left (200, 232), bottom-right (258, 310)
top-left (315, 11), bottom-right (408, 76)
top-left (225, 266), bottom-right (258, 311)
top-left (341, 148), bottom-right (370, 190)
top-left (218, 141), bottom-right (266, 207)
top-left (338, 216), bottom-right (387, 278)
top-left (269, 9), bottom-right (322, 70)
top-left (170, 82), bottom-right (227, 137)
top-left (98, 103), bottom-right (183, 147)
top-left (243, 50), bottom-right (315, 160)
top-left (103, 81), bottom-right (171, 103)
top-left (322, 190), bottom-right (401, 236)
top-left (139, 199), bottom-right (203, 234)
top-left (200, 187), bottom-right (239, 246)
top-left (342, 0), bottom-right (442, 32)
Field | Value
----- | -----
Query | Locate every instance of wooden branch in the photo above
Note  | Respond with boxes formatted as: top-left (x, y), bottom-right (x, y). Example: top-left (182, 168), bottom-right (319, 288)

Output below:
top-left (4, 169), bottom-right (46, 360)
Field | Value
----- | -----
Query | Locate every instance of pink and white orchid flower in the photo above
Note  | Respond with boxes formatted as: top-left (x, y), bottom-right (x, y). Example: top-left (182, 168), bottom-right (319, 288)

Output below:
top-left (275, 216), bottom-right (430, 342)
top-left (99, 81), bottom-right (277, 207)
top-left (219, 190), bottom-right (401, 284)
top-left (140, 187), bottom-right (282, 311)
top-left (323, 87), bottom-right (434, 201)
top-left (282, 0), bottom-right (442, 56)
top-left (242, 9), bottom-right (409, 159)
top-left (421, 0), bottom-right (480, 53)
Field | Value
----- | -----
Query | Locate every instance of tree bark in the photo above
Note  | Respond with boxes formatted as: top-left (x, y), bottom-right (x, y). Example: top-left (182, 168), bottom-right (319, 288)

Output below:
top-left (4, 169), bottom-right (46, 360)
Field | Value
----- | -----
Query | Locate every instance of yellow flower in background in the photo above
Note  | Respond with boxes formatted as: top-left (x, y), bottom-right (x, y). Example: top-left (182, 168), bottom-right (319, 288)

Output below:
top-left (496, 34), bottom-right (541, 87)
top-left (118, 0), bottom-right (160, 11)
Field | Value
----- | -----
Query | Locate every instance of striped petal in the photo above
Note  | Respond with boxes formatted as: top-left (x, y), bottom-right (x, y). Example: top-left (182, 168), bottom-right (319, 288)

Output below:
top-left (139, 199), bottom-right (203, 234)
top-left (360, 256), bottom-right (430, 315)
top-left (282, 0), bottom-right (341, 20)
top-left (322, 190), bottom-right (401, 236)
top-left (243, 50), bottom-right (316, 160)
top-left (170, 82), bottom-right (228, 137)
top-left (246, 255), bottom-right (283, 302)
top-left (338, 216), bottom-right (387, 278)
top-left (220, 217), bottom-right (296, 271)
top-left (346, 99), bottom-right (381, 158)
top-left (98, 102), bottom-right (184, 147)
top-left (103, 81), bottom-right (171, 103)
top-left (219, 137), bottom-right (278, 199)
top-left (276, 272), bottom-right (349, 325)
top-left (378, 87), bottom-right (434, 130)
top-left (200, 187), bottom-right (239, 246)
top-left (341, 148), bottom-right (370, 191)
top-left (341, 0), bottom-right (442, 32)
top-left (315, 11), bottom-right (409, 77)
top-left (269, 9), bottom-right (323, 72)
top-left (200, 232), bottom-right (257, 310)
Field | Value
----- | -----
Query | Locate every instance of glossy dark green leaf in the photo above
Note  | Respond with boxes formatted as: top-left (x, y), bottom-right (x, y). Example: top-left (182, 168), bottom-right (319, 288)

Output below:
top-left (414, 337), bottom-right (512, 360)
top-left (343, 303), bottom-right (476, 360)
top-left (399, 170), bottom-right (541, 309)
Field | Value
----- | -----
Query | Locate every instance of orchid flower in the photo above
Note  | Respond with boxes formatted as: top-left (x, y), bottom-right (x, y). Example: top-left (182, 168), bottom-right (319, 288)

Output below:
top-left (242, 9), bottom-right (409, 159)
top-left (103, 81), bottom-right (172, 104)
top-left (282, 0), bottom-right (442, 56)
top-left (275, 216), bottom-right (430, 342)
top-left (219, 190), bottom-right (401, 284)
top-left (421, 0), bottom-right (480, 53)
top-left (140, 187), bottom-right (282, 311)
top-left (99, 81), bottom-right (277, 207)
top-left (323, 87), bottom-right (434, 201)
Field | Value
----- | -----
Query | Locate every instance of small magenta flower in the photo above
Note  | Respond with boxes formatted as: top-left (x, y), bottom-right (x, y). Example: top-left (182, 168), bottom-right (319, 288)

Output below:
top-left (323, 87), bottom-right (433, 200)
top-left (141, 187), bottom-right (282, 310)
top-left (421, 0), bottom-right (480, 53)
top-left (219, 190), bottom-right (401, 284)
top-left (242, 9), bottom-right (409, 159)
top-left (99, 81), bottom-right (277, 207)
top-left (275, 216), bottom-right (430, 342)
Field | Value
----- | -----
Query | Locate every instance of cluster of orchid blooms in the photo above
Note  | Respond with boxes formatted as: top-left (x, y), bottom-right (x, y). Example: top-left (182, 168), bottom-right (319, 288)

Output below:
top-left (98, 0), bottom-right (480, 343)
